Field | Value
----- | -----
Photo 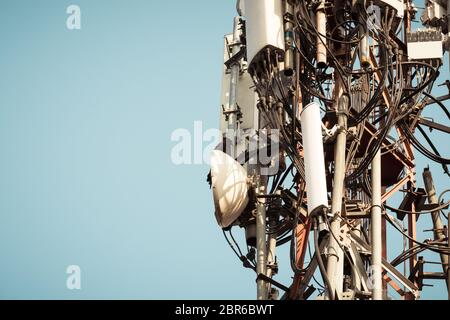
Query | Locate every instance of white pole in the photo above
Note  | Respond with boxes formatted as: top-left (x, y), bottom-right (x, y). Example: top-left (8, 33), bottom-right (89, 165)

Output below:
top-left (358, 1), bottom-right (369, 68)
top-left (316, 0), bottom-right (327, 68)
top-left (371, 148), bottom-right (383, 300)
top-left (326, 95), bottom-right (347, 299)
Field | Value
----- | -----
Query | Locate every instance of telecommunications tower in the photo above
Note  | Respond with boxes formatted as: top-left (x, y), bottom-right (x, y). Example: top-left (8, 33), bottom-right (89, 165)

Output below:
top-left (208, 0), bottom-right (450, 300)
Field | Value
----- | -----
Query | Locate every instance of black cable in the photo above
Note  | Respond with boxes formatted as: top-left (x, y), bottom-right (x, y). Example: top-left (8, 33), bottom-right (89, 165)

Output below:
top-left (423, 91), bottom-right (450, 120)
top-left (289, 213), bottom-right (307, 274)
top-left (416, 125), bottom-right (450, 175)
top-left (271, 163), bottom-right (294, 194)
top-left (313, 219), bottom-right (335, 300)
top-left (307, 238), bottom-right (326, 291)
top-left (438, 189), bottom-right (450, 220)
top-left (400, 121), bottom-right (450, 164)
top-left (229, 229), bottom-right (244, 257)
top-left (384, 200), bottom-right (450, 215)
top-left (223, 230), bottom-right (256, 271)
top-left (384, 213), bottom-right (450, 254)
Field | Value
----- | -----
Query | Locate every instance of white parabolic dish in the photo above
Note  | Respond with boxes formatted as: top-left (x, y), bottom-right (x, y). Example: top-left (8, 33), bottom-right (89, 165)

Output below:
top-left (210, 150), bottom-right (249, 228)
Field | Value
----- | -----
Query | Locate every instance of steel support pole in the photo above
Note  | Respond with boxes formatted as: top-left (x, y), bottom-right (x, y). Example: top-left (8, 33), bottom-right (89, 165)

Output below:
top-left (266, 222), bottom-right (277, 299)
top-left (256, 174), bottom-right (268, 300)
top-left (406, 180), bottom-right (418, 300)
top-left (448, 0), bottom-right (450, 73)
top-left (266, 207), bottom-right (279, 299)
top-left (326, 94), bottom-right (348, 299)
top-left (283, 0), bottom-right (294, 76)
top-left (422, 168), bottom-right (449, 291)
top-left (227, 17), bottom-right (241, 135)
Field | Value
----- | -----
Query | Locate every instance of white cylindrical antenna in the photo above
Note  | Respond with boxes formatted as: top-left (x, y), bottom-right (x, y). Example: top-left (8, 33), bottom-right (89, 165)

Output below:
top-left (300, 102), bottom-right (328, 215)
top-left (242, 0), bottom-right (285, 67)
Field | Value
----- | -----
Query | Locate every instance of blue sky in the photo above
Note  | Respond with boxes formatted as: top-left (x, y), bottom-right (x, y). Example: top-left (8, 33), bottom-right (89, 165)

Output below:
top-left (0, 0), bottom-right (447, 299)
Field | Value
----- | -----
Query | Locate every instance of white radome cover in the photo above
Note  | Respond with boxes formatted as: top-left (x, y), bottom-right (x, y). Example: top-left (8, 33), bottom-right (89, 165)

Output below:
top-left (210, 150), bottom-right (249, 228)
